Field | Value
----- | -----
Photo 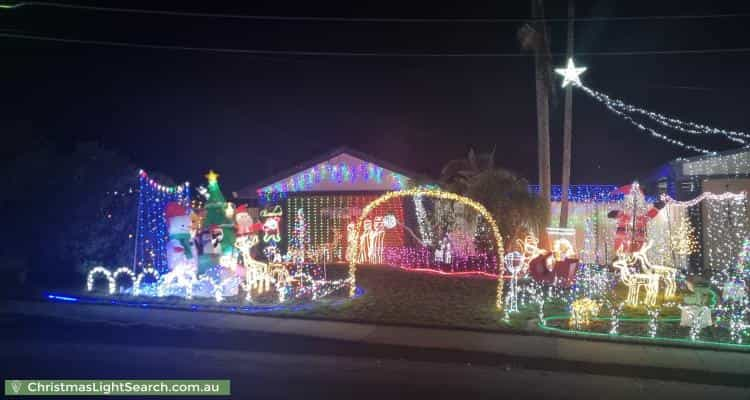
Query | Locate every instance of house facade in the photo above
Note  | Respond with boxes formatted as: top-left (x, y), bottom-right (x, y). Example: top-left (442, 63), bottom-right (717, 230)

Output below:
top-left (645, 148), bottom-right (750, 273)
top-left (233, 147), bottom-right (420, 262)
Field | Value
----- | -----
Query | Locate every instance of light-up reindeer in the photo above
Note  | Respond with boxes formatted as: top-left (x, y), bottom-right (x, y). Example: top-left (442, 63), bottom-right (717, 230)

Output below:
top-left (612, 249), bottom-right (660, 306)
top-left (633, 241), bottom-right (677, 299)
top-left (235, 234), bottom-right (272, 295)
top-left (233, 205), bottom-right (274, 297)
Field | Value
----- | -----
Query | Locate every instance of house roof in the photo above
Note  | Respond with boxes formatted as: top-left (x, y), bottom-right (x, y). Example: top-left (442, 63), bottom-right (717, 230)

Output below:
top-left (647, 146), bottom-right (750, 182)
top-left (233, 146), bottom-right (428, 199)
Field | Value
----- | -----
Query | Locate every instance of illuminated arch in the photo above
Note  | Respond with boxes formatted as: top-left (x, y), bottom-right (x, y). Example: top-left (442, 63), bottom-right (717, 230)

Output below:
top-left (112, 267), bottom-right (136, 293)
top-left (87, 266), bottom-right (115, 294)
top-left (348, 188), bottom-right (506, 308)
top-left (135, 267), bottom-right (162, 297)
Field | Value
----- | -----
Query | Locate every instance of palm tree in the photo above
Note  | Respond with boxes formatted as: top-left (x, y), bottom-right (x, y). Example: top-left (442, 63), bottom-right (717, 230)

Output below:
top-left (438, 148), bottom-right (548, 251)
top-left (464, 169), bottom-right (548, 251)
top-left (440, 147), bottom-right (496, 193)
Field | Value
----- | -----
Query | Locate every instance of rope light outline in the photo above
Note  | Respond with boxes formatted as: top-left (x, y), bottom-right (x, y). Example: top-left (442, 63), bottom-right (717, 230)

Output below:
top-left (349, 188), bottom-right (506, 308)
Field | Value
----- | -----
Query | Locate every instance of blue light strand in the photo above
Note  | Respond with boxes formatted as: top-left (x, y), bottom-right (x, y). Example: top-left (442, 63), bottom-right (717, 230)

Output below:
top-left (528, 184), bottom-right (659, 203)
top-left (257, 161), bottom-right (409, 204)
top-left (133, 170), bottom-right (190, 273)
top-left (528, 185), bottom-right (622, 203)
top-left (44, 287), bottom-right (365, 314)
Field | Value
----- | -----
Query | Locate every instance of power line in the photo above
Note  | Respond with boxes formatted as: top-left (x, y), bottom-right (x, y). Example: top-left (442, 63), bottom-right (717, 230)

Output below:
top-left (4, 32), bottom-right (750, 57)
top-left (0, 33), bottom-right (527, 56)
top-left (4, 1), bottom-right (750, 23)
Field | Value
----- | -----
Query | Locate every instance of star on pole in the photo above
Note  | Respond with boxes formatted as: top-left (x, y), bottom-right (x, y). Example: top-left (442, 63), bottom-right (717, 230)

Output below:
top-left (555, 58), bottom-right (587, 88)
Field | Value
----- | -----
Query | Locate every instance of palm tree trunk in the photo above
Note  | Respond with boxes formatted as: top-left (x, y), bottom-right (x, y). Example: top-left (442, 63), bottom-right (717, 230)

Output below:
top-left (532, 0), bottom-right (552, 247)
top-left (560, 0), bottom-right (575, 228)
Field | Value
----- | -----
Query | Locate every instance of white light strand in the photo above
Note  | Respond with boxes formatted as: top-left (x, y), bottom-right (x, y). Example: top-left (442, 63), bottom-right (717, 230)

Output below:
top-left (648, 307), bottom-right (660, 338)
top-left (662, 191), bottom-right (746, 208)
top-left (609, 302), bottom-right (624, 335)
top-left (414, 195), bottom-right (434, 246)
top-left (112, 267), bottom-right (136, 294)
top-left (703, 196), bottom-right (749, 271)
top-left (134, 267), bottom-right (161, 296)
top-left (578, 84), bottom-right (717, 154)
top-left (86, 266), bottom-right (115, 294)
top-left (602, 94), bottom-right (750, 145)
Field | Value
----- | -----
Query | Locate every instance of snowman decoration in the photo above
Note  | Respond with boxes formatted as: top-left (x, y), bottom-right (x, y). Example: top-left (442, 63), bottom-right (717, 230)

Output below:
top-left (165, 202), bottom-right (196, 272)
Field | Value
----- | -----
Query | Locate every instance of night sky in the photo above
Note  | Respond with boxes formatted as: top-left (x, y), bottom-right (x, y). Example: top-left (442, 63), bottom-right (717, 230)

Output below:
top-left (3, 0), bottom-right (750, 192)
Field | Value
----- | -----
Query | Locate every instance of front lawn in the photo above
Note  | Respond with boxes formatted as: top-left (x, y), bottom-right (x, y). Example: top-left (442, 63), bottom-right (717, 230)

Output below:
top-left (285, 264), bottom-right (509, 330)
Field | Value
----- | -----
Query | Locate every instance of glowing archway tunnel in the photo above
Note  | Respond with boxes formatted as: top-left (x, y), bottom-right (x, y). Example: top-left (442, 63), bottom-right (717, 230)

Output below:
top-left (347, 188), bottom-right (506, 309)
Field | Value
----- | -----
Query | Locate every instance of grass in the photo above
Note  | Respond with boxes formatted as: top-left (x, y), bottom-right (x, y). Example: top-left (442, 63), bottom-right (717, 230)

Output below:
top-left (61, 263), bottom-right (510, 330)
top-left (285, 265), bottom-right (749, 347)
top-left (286, 264), bottom-right (509, 330)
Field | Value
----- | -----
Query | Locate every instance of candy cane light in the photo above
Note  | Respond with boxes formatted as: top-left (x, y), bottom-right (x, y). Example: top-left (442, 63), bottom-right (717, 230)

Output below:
top-left (349, 188), bottom-right (506, 308)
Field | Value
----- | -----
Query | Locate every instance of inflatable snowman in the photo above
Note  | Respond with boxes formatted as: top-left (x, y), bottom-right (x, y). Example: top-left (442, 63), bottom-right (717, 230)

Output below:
top-left (165, 202), bottom-right (196, 272)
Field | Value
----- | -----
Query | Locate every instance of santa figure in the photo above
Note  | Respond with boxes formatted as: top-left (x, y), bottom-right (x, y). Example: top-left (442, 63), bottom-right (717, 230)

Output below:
top-left (234, 204), bottom-right (263, 266)
top-left (607, 182), bottom-right (665, 254)
top-left (165, 202), bottom-right (196, 271)
top-left (235, 204), bottom-right (263, 237)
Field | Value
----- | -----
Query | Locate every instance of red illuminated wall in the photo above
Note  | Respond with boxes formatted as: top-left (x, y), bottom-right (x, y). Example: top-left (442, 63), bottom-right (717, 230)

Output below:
top-left (286, 194), bottom-right (405, 261)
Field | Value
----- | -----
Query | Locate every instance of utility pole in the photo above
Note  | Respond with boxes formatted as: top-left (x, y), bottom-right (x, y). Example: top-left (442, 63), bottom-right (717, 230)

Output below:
top-left (559, 0), bottom-right (575, 228)
top-left (531, 0), bottom-right (552, 245)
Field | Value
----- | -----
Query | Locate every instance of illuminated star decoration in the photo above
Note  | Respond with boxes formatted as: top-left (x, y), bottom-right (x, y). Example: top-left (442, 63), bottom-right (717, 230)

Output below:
top-left (555, 58), bottom-right (587, 88)
top-left (205, 170), bottom-right (220, 184)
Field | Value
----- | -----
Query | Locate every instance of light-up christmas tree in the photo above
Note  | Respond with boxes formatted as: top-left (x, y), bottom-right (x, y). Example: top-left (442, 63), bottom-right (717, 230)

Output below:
top-left (670, 214), bottom-right (698, 256)
top-left (289, 208), bottom-right (309, 264)
top-left (201, 170), bottom-right (235, 259)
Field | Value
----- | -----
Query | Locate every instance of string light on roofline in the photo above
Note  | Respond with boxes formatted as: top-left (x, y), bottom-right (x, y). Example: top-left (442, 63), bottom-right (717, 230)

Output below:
top-left (662, 192), bottom-right (746, 208)
top-left (138, 169), bottom-right (190, 193)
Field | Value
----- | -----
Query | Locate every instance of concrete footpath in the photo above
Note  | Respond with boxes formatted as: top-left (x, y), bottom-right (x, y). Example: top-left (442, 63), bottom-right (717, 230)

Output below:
top-left (2, 299), bottom-right (749, 376)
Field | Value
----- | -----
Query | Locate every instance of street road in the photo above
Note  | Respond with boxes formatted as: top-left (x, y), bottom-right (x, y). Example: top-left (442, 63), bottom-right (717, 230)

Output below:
top-left (1, 313), bottom-right (748, 399)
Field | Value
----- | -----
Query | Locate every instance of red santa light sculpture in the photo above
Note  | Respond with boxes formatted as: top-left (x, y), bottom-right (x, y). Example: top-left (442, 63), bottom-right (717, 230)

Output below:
top-left (607, 182), bottom-right (665, 254)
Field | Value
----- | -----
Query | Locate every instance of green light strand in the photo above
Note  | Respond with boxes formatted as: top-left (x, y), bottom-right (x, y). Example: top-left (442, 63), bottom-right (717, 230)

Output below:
top-left (538, 316), bottom-right (750, 351)
top-left (535, 289), bottom-right (747, 349)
